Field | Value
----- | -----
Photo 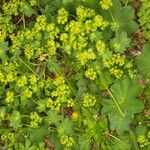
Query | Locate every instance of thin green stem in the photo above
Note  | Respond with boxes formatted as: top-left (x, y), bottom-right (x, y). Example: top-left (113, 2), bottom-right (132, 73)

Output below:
top-left (22, 14), bottom-right (25, 29)
top-left (16, 16), bottom-right (23, 25)
top-left (29, 98), bottom-right (39, 105)
top-left (125, 0), bottom-right (129, 7)
top-left (106, 87), bottom-right (124, 117)
top-left (109, 10), bottom-right (115, 23)
top-left (129, 130), bottom-right (139, 150)
top-left (108, 133), bottom-right (125, 145)
top-left (18, 57), bottom-right (38, 76)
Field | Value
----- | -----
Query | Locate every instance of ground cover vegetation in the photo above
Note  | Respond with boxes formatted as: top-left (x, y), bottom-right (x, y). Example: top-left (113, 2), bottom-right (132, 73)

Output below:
top-left (0, 0), bottom-right (150, 149)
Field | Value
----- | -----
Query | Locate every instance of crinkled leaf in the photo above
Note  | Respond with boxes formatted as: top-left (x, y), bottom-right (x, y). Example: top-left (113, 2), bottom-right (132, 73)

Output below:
top-left (101, 0), bottom-right (138, 34)
top-left (20, 4), bottom-right (35, 17)
top-left (10, 110), bottom-right (21, 128)
top-left (0, 42), bottom-right (9, 60)
top-left (78, 138), bottom-right (91, 150)
top-left (47, 110), bottom-right (63, 126)
top-left (57, 118), bottom-right (73, 136)
top-left (136, 43), bottom-right (150, 78)
top-left (47, 57), bottom-right (61, 73)
top-left (109, 115), bottom-right (132, 134)
top-left (76, 78), bottom-right (87, 97)
top-left (102, 77), bottom-right (144, 134)
top-left (111, 134), bottom-right (131, 150)
top-left (29, 125), bottom-right (49, 143)
top-left (111, 78), bottom-right (144, 117)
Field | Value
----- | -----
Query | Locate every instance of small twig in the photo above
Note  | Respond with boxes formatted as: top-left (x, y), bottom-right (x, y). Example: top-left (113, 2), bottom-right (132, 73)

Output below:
top-left (22, 14), bottom-right (26, 28)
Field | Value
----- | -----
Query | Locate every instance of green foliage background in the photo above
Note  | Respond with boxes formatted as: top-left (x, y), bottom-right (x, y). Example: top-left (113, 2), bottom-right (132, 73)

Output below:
top-left (0, 0), bottom-right (150, 149)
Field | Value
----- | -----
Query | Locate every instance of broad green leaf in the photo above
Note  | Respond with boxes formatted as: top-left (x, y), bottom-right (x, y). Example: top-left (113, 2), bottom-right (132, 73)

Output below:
top-left (47, 57), bottom-right (61, 73)
top-left (115, 6), bottom-right (138, 34)
top-left (25, 139), bottom-right (32, 148)
top-left (78, 138), bottom-right (91, 150)
top-left (121, 0), bottom-right (134, 4)
top-left (76, 78), bottom-right (87, 97)
top-left (136, 43), bottom-right (150, 78)
top-left (111, 134), bottom-right (131, 150)
top-left (135, 125), bottom-right (147, 136)
top-left (57, 118), bottom-right (73, 135)
top-left (10, 110), bottom-right (21, 128)
top-left (46, 110), bottom-right (63, 126)
top-left (98, 72), bottom-right (114, 90)
top-left (101, 0), bottom-right (138, 34)
top-left (29, 125), bottom-right (49, 143)
top-left (63, 0), bottom-right (73, 4)
top-left (102, 77), bottom-right (144, 134)
top-left (19, 4), bottom-right (35, 17)
top-left (109, 115), bottom-right (132, 134)
top-left (0, 42), bottom-right (9, 60)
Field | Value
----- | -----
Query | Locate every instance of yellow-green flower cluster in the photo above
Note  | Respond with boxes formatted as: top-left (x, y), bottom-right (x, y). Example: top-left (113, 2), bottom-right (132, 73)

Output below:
top-left (45, 76), bottom-right (71, 110)
top-left (46, 98), bottom-right (61, 111)
top-left (0, 15), bottom-right (15, 42)
top-left (0, 71), bottom-right (5, 83)
top-left (9, 31), bottom-right (24, 53)
top-left (6, 72), bottom-right (14, 83)
top-left (70, 33), bottom-right (87, 51)
top-left (85, 68), bottom-right (97, 80)
top-left (30, 112), bottom-right (42, 127)
top-left (82, 93), bottom-right (97, 107)
top-left (76, 5), bottom-right (95, 21)
top-left (103, 53), bottom-right (125, 78)
top-left (17, 75), bottom-right (28, 87)
top-left (0, 68), bottom-right (17, 84)
top-left (53, 75), bottom-right (65, 86)
top-left (137, 135), bottom-right (150, 148)
top-left (47, 40), bottom-right (58, 56)
top-left (93, 15), bottom-right (109, 30)
top-left (30, 0), bottom-right (37, 6)
top-left (67, 20), bottom-right (83, 35)
top-left (128, 69), bottom-right (136, 79)
top-left (29, 74), bottom-right (37, 85)
top-left (99, 0), bottom-right (112, 10)
top-left (76, 49), bottom-right (96, 65)
top-left (96, 40), bottom-right (106, 55)
top-left (46, 23), bottom-right (60, 39)
top-left (60, 135), bottom-right (75, 147)
top-left (34, 15), bottom-right (47, 31)
top-left (57, 8), bottom-right (68, 24)
top-left (51, 82), bottom-right (70, 102)
top-left (22, 88), bottom-right (32, 98)
top-left (1, 132), bottom-right (15, 143)
top-left (5, 91), bottom-right (14, 103)
top-left (60, 33), bottom-right (69, 43)
top-left (67, 98), bottom-right (75, 107)
top-left (24, 44), bottom-right (34, 60)
top-left (2, 0), bottom-right (20, 16)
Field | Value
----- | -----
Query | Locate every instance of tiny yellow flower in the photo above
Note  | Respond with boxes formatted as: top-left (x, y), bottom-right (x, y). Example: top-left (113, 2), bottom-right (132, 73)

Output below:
top-left (71, 112), bottom-right (78, 119)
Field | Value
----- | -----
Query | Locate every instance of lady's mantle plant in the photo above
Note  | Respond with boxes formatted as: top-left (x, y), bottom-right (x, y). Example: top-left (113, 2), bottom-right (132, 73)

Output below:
top-left (0, 0), bottom-right (150, 149)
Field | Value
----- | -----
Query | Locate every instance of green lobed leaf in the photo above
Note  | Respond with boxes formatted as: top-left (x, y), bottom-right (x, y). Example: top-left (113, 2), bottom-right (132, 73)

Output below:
top-left (29, 125), bottom-right (49, 143)
top-left (101, 0), bottom-right (138, 34)
top-left (10, 110), bottom-right (21, 128)
top-left (136, 43), bottom-right (150, 78)
top-left (102, 77), bottom-right (144, 134)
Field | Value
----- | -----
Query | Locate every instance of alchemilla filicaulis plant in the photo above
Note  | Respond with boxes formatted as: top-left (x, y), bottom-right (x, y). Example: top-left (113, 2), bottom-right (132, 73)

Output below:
top-left (0, 0), bottom-right (150, 149)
